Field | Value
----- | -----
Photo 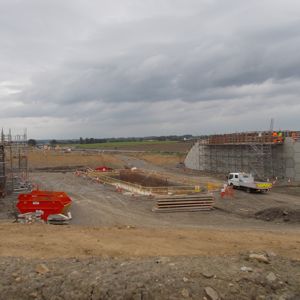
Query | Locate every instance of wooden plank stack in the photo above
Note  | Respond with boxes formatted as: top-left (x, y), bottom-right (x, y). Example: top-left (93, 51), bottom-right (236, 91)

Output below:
top-left (153, 194), bottom-right (214, 212)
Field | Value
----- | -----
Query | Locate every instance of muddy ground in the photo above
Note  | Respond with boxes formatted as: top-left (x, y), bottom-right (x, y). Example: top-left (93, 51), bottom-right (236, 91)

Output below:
top-left (1, 152), bottom-right (300, 299)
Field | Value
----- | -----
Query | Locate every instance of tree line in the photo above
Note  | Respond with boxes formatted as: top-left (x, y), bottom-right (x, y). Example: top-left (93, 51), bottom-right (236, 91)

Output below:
top-left (27, 135), bottom-right (195, 146)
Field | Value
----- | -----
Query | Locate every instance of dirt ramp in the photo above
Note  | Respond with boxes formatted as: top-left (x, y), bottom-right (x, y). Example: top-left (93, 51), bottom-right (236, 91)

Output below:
top-left (255, 207), bottom-right (300, 223)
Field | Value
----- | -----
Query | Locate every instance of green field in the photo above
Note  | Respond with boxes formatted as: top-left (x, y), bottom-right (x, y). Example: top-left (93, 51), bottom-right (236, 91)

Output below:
top-left (64, 140), bottom-right (178, 149)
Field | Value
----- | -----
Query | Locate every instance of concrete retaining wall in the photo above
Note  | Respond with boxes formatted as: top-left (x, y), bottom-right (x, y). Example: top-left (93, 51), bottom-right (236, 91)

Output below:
top-left (184, 142), bottom-right (202, 170)
top-left (282, 138), bottom-right (300, 181)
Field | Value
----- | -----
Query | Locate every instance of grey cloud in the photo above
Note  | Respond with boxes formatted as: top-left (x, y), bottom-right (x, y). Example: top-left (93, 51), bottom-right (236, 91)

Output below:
top-left (21, 36), bottom-right (300, 107)
top-left (1, 0), bottom-right (300, 138)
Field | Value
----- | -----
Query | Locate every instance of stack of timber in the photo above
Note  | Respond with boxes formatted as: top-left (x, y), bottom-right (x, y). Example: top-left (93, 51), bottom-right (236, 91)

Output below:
top-left (153, 194), bottom-right (214, 213)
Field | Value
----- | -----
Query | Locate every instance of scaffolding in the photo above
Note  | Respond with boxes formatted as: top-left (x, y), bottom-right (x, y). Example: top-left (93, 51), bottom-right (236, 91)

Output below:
top-left (0, 145), bottom-right (5, 196)
top-left (0, 129), bottom-right (28, 196)
top-left (207, 130), bottom-right (300, 144)
top-left (195, 131), bottom-right (289, 180)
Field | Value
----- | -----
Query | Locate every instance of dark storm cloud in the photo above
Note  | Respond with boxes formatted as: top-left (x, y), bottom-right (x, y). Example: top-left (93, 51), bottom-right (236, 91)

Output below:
top-left (0, 0), bottom-right (300, 138)
top-left (20, 18), bottom-right (300, 104)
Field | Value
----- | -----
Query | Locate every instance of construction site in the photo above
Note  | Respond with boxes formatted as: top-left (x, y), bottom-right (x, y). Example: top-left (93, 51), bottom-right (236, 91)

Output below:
top-left (0, 129), bottom-right (300, 300)
top-left (185, 131), bottom-right (300, 182)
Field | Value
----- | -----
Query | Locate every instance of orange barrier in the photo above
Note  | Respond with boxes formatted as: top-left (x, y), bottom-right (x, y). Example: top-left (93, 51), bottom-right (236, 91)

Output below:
top-left (220, 185), bottom-right (235, 198)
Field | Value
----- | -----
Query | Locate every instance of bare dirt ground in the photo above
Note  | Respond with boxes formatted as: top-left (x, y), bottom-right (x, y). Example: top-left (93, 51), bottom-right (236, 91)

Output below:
top-left (28, 150), bottom-right (125, 170)
top-left (1, 254), bottom-right (299, 300)
top-left (128, 152), bottom-right (185, 167)
top-left (1, 223), bottom-right (300, 259)
top-left (1, 151), bottom-right (300, 299)
top-left (25, 172), bottom-right (300, 229)
top-left (73, 140), bottom-right (194, 153)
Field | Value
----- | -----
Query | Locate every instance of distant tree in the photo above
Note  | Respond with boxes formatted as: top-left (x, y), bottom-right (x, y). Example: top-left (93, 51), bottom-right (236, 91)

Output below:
top-left (79, 137), bottom-right (83, 144)
top-left (28, 139), bottom-right (37, 146)
top-left (50, 139), bottom-right (57, 147)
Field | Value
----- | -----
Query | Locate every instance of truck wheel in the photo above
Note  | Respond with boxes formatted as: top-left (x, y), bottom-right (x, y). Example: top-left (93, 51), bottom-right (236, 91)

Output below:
top-left (246, 188), bottom-right (251, 193)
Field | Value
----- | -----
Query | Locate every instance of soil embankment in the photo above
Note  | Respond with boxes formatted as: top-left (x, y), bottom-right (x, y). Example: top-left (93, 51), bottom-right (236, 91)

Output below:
top-left (0, 223), bottom-right (300, 259)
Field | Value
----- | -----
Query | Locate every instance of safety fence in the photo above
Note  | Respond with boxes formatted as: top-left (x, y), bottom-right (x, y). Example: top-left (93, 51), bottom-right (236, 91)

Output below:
top-left (75, 169), bottom-right (222, 196)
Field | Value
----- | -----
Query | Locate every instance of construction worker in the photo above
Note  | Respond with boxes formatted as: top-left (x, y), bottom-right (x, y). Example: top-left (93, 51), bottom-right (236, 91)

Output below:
top-left (278, 131), bottom-right (283, 143)
top-left (272, 131), bottom-right (278, 144)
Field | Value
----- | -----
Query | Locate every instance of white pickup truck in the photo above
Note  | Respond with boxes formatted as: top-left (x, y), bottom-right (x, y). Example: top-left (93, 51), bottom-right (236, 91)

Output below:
top-left (227, 172), bottom-right (272, 193)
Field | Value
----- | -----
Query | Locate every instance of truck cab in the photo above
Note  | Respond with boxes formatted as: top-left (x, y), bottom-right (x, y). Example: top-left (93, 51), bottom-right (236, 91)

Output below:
top-left (228, 172), bottom-right (240, 186)
top-left (228, 172), bottom-right (254, 187)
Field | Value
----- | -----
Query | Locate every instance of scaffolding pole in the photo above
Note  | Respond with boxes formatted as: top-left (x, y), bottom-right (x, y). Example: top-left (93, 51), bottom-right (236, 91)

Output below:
top-left (0, 129), bottom-right (28, 196)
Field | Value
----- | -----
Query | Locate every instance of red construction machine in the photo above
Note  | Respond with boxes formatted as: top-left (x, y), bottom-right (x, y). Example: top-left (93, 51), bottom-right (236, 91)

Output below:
top-left (95, 166), bottom-right (113, 172)
top-left (17, 190), bottom-right (72, 224)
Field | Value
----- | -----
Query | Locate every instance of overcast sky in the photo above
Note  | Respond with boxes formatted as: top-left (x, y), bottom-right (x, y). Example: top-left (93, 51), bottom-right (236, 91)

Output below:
top-left (0, 0), bottom-right (300, 139)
